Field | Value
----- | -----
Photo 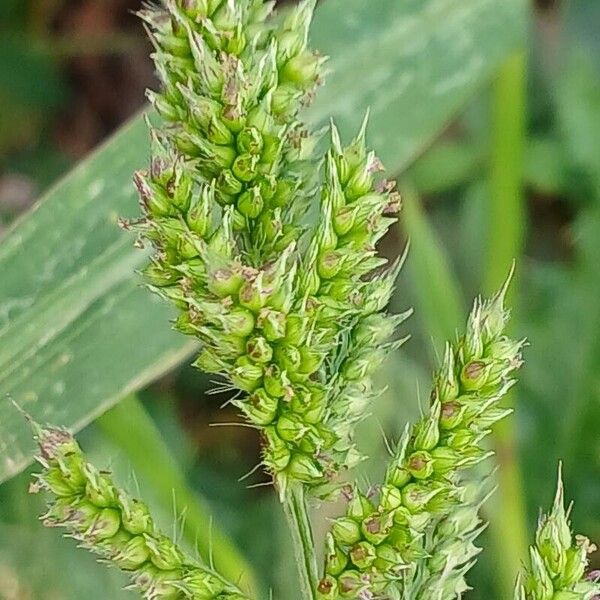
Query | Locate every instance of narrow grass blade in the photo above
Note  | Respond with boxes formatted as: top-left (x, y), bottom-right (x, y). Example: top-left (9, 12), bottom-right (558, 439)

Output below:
top-left (484, 50), bottom-right (529, 597)
top-left (400, 186), bottom-right (464, 356)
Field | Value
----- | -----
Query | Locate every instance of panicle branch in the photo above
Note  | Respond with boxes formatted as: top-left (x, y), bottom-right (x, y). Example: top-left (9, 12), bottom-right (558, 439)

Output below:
top-left (317, 277), bottom-right (526, 599)
top-left (31, 424), bottom-right (249, 600)
top-left (515, 466), bottom-right (600, 600)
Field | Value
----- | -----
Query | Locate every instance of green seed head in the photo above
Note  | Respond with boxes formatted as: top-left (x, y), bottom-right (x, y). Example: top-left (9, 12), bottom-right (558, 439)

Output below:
top-left (237, 388), bottom-right (279, 426)
top-left (332, 517), bottom-right (361, 546)
top-left (184, 571), bottom-right (229, 598)
top-left (374, 543), bottom-right (405, 573)
top-left (42, 467), bottom-right (78, 497)
top-left (238, 276), bottom-right (269, 312)
top-left (262, 427), bottom-right (292, 472)
top-left (276, 413), bottom-right (309, 443)
top-left (406, 450), bottom-right (434, 480)
top-left (324, 533), bottom-right (348, 576)
top-left (436, 344), bottom-right (459, 402)
top-left (361, 512), bottom-right (392, 545)
top-left (263, 364), bottom-right (290, 398)
top-left (273, 343), bottom-right (302, 373)
top-left (193, 346), bottom-right (226, 373)
top-left (236, 127), bottom-right (264, 155)
top-left (337, 570), bottom-right (364, 598)
top-left (230, 357), bottom-right (264, 392)
top-left (258, 308), bottom-right (287, 341)
top-left (430, 446), bottom-right (461, 475)
top-left (460, 360), bottom-right (490, 391)
top-left (286, 453), bottom-right (322, 483)
top-left (349, 541), bottom-right (377, 569)
top-left (401, 483), bottom-right (435, 514)
top-left (221, 307), bottom-right (256, 337)
top-left (386, 463), bottom-right (411, 489)
top-left (281, 51), bottom-right (321, 87)
top-left (413, 402), bottom-right (441, 451)
top-left (84, 464), bottom-right (118, 507)
top-left (119, 492), bottom-right (153, 536)
top-left (88, 508), bottom-right (121, 541)
top-left (316, 574), bottom-right (339, 600)
top-left (67, 499), bottom-right (99, 533)
top-left (346, 488), bottom-right (375, 522)
top-left (516, 468), bottom-right (600, 599)
top-left (145, 534), bottom-right (184, 571)
top-left (246, 336), bottom-right (273, 364)
top-left (439, 400), bottom-right (465, 430)
top-left (208, 266), bottom-right (245, 298)
top-left (237, 187), bottom-right (264, 219)
top-left (379, 485), bottom-right (403, 512)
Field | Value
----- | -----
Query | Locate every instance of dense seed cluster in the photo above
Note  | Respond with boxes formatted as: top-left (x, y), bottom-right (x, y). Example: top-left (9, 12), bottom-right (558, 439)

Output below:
top-left (26, 2), bottom-right (600, 599)
top-left (515, 471), bottom-right (600, 600)
top-left (138, 0), bottom-right (324, 253)
top-left (31, 425), bottom-right (248, 600)
top-left (316, 282), bottom-right (527, 599)
top-left (129, 0), bottom-right (406, 496)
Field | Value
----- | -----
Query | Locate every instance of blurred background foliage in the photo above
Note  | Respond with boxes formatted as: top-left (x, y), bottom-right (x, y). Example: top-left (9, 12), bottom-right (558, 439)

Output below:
top-left (0, 0), bottom-right (599, 599)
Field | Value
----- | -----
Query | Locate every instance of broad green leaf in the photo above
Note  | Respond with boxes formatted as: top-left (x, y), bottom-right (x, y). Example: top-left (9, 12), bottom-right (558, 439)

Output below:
top-left (0, 0), bottom-right (526, 484)
top-left (309, 0), bottom-right (526, 172)
top-left (0, 118), bottom-right (197, 481)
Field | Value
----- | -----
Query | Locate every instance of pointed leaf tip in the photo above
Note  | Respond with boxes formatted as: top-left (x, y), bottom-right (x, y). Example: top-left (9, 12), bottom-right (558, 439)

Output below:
top-left (357, 108), bottom-right (371, 141)
top-left (495, 260), bottom-right (517, 306)
top-left (329, 119), bottom-right (342, 153)
top-left (553, 461), bottom-right (565, 515)
top-left (9, 397), bottom-right (43, 438)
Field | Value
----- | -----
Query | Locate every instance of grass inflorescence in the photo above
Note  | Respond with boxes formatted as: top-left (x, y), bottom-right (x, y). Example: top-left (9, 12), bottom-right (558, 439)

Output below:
top-left (29, 1), bottom-right (599, 599)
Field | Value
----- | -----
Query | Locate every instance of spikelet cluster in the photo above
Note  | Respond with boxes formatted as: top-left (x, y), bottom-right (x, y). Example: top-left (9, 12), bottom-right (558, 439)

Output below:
top-left (128, 0), bottom-right (406, 496)
top-left (317, 280), bottom-right (526, 599)
top-left (515, 469), bottom-right (600, 600)
top-left (396, 477), bottom-right (493, 600)
top-left (31, 424), bottom-right (249, 600)
top-left (138, 0), bottom-right (324, 252)
top-left (26, 3), bottom-right (600, 600)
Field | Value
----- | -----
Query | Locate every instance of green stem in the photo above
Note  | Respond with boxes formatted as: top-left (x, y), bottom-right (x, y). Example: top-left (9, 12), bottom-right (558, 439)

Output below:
top-left (283, 484), bottom-right (319, 600)
top-left (96, 394), bottom-right (259, 596)
top-left (485, 49), bottom-right (529, 597)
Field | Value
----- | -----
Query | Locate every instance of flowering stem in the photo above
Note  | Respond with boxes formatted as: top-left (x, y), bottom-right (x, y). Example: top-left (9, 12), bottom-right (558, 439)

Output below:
top-left (486, 49), bottom-right (529, 597)
top-left (317, 279), bottom-right (524, 598)
top-left (283, 484), bottom-right (318, 600)
top-left (31, 422), bottom-right (251, 600)
top-left (97, 394), bottom-right (258, 594)
top-left (515, 466), bottom-right (600, 599)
